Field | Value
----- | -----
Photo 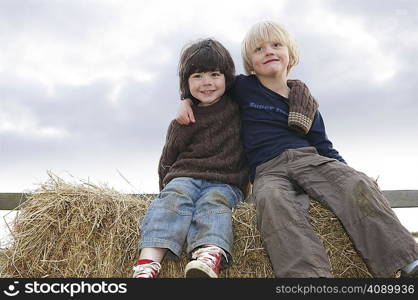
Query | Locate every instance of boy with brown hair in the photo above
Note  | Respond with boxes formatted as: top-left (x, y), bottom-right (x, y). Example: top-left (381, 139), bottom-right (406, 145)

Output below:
top-left (133, 38), bottom-right (249, 278)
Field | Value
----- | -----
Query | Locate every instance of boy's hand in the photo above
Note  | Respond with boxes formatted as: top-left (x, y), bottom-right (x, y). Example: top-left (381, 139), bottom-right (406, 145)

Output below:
top-left (176, 98), bottom-right (195, 125)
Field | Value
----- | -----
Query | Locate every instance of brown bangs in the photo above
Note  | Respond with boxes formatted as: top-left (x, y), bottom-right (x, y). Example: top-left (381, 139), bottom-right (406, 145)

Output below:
top-left (178, 38), bottom-right (235, 100)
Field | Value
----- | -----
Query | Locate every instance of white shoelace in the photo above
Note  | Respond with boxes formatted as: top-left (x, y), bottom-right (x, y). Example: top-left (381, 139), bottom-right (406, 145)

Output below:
top-left (132, 261), bottom-right (161, 278)
top-left (191, 246), bottom-right (228, 267)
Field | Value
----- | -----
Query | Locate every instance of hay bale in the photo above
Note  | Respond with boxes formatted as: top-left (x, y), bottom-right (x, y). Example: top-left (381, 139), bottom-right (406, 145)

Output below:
top-left (0, 174), bottom-right (150, 278)
top-left (1, 174), bottom-right (374, 278)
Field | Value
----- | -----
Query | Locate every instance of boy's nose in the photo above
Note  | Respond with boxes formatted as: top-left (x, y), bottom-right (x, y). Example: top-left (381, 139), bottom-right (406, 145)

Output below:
top-left (265, 44), bottom-right (276, 54)
top-left (202, 76), bottom-right (213, 85)
top-left (265, 47), bottom-right (274, 56)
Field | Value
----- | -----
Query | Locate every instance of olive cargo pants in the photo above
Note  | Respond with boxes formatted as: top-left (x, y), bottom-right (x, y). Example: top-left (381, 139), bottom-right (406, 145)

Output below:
top-left (253, 147), bottom-right (418, 277)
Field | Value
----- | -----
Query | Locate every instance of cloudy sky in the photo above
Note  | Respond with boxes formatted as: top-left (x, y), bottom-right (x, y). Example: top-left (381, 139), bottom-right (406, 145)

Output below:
top-left (1, 0), bottom-right (417, 199)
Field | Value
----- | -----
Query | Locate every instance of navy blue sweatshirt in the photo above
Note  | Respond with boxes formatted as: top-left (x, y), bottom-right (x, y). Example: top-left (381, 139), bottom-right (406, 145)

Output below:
top-left (230, 75), bottom-right (346, 182)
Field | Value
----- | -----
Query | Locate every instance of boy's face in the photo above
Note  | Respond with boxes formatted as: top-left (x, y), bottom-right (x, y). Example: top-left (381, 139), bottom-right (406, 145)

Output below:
top-left (188, 71), bottom-right (225, 106)
top-left (250, 41), bottom-right (289, 79)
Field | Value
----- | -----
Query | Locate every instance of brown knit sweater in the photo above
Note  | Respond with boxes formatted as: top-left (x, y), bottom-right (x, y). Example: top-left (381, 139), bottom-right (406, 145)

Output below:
top-left (158, 95), bottom-right (249, 196)
top-left (287, 79), bottom-right (319, 135)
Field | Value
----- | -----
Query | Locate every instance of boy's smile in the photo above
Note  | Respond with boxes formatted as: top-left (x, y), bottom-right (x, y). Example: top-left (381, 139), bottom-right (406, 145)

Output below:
top-left (263, 58), bottom-right (280, 64)
top-left (188, 71), bottom-right (226, 106)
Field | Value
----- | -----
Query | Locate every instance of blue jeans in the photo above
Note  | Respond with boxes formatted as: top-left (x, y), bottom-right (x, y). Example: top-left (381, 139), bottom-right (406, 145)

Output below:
top-left (139, 177), bottom-right (243, 259)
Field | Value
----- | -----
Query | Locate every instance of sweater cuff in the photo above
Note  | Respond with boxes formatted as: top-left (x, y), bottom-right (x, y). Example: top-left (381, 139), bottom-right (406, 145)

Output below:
top-left (287, 79), bottom-right (319, 135)
top-left (288, 112), bottom-right (313, 134)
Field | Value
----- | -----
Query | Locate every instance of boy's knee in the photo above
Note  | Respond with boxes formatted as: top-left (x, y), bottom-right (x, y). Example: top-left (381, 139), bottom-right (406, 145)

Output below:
top-left (253, 188), bottom-right (290, 218)
top-left (349, 176), bottom-right (386, 217)
top-left (255, 187), bottom-right (283, 203)
top-left (196, 191), bottom-right (236, 217)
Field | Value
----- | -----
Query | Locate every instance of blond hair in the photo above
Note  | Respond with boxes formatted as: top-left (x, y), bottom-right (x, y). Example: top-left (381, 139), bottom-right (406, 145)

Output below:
top-left (241, 21), bottom-right (299, 75)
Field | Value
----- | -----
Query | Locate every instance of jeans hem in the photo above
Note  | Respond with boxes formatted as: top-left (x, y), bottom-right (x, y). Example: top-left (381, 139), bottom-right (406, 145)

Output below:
top-left (140, 238), bottom-right (183, 258)
top-left (187, 238), bottom-right (233, 258)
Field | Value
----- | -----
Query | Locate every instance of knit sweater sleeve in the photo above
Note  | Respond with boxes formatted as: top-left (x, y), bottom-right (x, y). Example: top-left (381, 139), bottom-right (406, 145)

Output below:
top-left (158, 121), bottom-right (186, 191)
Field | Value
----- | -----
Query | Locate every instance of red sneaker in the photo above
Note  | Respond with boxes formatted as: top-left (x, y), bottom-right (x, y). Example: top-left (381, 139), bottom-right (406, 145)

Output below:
top-left (185, 246), bottom-right (227, 278)
top-left (132, 259), bottom-right (161, 278)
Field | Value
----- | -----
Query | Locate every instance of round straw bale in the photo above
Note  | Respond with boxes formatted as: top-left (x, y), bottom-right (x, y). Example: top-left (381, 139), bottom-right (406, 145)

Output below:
top-left (1, 174), bottom-right (378, 278)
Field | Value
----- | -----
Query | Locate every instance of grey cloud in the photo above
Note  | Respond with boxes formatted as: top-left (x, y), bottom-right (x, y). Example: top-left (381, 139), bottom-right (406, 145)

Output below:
top-left (324, 0), bottom-right (418, 20)
top-left (0, 57), bottom-right (181, 168)
top-left (0, 1), bottom-right (114, 41)
top-left (278, 1), bottom-right (418, 140)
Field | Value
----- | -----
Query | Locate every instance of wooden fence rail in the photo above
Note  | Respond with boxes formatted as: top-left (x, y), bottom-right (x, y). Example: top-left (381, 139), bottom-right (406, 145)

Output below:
top-left (1, 190), bottom-right (418, 211)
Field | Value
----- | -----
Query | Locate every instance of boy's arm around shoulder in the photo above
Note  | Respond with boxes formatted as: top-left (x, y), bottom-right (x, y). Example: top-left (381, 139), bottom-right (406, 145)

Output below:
top-left (176, 98), bottom-right (195, 125)
top-left (158, 120), bottom-right (188, 190)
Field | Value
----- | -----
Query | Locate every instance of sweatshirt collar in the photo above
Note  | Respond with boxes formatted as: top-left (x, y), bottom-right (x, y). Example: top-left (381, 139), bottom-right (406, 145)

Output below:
top-left (192, 95), bottom-right (229, 114)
